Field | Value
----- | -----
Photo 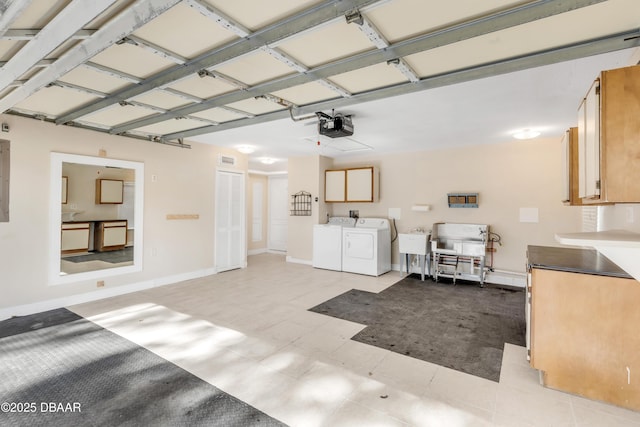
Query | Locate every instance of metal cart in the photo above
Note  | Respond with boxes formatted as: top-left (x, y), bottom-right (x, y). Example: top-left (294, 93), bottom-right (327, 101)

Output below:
top-left (430, 222), bottom-right (489, 286)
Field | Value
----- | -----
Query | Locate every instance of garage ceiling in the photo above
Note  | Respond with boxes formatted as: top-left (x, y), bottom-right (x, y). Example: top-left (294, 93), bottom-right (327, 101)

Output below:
top-left (0, 0), bottom-right (638, 170)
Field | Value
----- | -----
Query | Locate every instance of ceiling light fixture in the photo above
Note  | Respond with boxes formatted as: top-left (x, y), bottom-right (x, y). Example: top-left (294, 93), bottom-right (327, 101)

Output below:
top-left (261, 157), bottom-right (276, 165)
top-left (237, 145), bottom-right (254, 154)
top-left (513, 129), bottom-right (541, 140)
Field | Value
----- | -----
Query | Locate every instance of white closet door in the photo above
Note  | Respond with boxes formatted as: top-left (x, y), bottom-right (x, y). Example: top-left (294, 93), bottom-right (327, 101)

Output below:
top-left (268, 175), bottom-right (288, 252)
top-left (215, 170), bottom-right (246, 272)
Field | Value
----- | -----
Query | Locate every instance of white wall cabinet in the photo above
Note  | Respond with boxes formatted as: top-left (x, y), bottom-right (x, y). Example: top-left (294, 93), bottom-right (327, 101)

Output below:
top-left (325, 170), bottom-right (346, 202)
top-left (346, 167), bottom-right (377, 202)
top-left (96, 179), bottom-right (124, 204)
top-left (577, 64), bottom-right (640, 204)
top-left (325, 166), bottom-right (378, 203)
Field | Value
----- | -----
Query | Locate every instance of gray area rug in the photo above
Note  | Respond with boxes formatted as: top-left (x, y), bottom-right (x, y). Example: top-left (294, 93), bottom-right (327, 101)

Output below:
top-left (64, 247), bottom-right (133, 264)
top-left (310, 275), bottom-right (525, 382)
top-left (0, 308), bottom-right (285, 427)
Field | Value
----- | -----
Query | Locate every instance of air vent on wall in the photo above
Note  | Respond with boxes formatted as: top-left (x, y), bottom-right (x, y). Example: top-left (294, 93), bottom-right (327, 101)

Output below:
top-left (218, 154), bottom-right (237, 167)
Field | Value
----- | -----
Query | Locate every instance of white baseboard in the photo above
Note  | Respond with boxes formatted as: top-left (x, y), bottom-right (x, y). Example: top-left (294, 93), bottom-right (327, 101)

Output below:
top-left (484, 270), bottom-right (526, 288)
top-left (286, 256), bottom-right (312, 266)
top-left (0, 267), bottom-right (218, 321)
top-left (248, 248), bottom-right (267, 256)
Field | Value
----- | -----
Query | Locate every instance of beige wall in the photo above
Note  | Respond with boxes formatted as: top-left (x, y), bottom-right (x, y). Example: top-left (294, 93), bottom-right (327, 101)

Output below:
top-left (600, 204), bottom-right (640, 233)
top-left (247, 173), bottom-right (268, 253)
top-left (287, 155), bottom-right (331, 261)
top-left (324, 137), bottom-right (584, 273)
top-left (0, 114), bottom-right (246, 311)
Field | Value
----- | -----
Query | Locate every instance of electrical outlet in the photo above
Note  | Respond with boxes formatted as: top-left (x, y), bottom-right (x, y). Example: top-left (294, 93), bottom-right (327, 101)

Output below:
top-left (97, 280), bottom-right (105, 288)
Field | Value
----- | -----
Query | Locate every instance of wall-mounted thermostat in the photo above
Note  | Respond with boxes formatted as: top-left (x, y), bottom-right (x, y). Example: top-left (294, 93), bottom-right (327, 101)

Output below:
top-left (1, 123), bottom-right (8, 132)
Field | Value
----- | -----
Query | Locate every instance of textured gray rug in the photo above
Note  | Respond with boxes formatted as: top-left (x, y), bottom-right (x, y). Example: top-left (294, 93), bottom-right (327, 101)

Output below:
top-left (310, 275), bottom-right (525, 382)
top-left (0, 308), bottom-right (285, 427)
top-left (64, 247), bottom-right (133, 264)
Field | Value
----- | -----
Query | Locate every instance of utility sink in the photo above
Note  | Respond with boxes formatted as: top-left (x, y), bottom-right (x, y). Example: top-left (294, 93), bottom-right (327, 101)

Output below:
top-left (399, 232), bottom-right (429, 255)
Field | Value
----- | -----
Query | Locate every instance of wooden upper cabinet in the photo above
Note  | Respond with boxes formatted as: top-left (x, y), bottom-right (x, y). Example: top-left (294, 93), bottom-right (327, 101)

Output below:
top-left (96, 179), bottom-right (124, 204)
top-left (346, 167), bottom-right (377, 202)
top-left (325, 169), bottom-right (346, 202)
top-left (325, 167), bottom-right (379, 203)
top-left (577, 64), bottom-right (640, 204)
top-left (561, 127), bottom-right (581, 206)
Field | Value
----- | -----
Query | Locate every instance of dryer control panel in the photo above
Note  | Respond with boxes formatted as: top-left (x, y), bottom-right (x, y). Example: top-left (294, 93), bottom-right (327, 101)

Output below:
top-left (356, 218), bottom-right (390, 229)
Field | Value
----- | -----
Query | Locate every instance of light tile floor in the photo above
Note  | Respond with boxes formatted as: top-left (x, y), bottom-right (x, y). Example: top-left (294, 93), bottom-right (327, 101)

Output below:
top-left (69, 253), bottom-right (640, 427)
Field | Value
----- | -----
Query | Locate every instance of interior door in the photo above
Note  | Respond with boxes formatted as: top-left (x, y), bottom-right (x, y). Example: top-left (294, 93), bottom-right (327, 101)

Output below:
top-left (215, 170), bottom-right (246, 272)
top-left (268, 175), bottom-right (288, 252)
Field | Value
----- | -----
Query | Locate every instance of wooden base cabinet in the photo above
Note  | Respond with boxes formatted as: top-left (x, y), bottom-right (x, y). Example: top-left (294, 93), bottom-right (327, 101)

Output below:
top-left (61, 222), bottom-right (90, 254)
top-left (529, 268), bottom-right (640, 411)
top-left (94, 220), bottom-right (127, 252)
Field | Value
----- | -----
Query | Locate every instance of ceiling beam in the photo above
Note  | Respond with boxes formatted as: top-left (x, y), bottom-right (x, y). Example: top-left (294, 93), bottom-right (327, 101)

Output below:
top-left (185, 0), bottom-right (250, 37)
top-left (122, 35), bottom-right (188, 64)
top-left (189, 1), bottom-right (352, 98)
top-left (0, 0), bottom-right (118, 93)
top-left (1, 28), bottom-right (97, 40)
top-left (0, 0), bottom-right (35, 38)
top-left (162, 30), bottom-right (640, 140)
top-left (108, 0), bottom-right (608, 135)
top-left (54, 0), bottom-right (386, 125)
top-left (0, 0), bottom-right (183, 114)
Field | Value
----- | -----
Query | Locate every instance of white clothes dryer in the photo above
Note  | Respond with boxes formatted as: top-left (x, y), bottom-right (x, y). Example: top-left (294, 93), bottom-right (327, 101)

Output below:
top-left (342, 218), bottom-right (391, 276)
top-left (312, 216), bottom-right (356, 271)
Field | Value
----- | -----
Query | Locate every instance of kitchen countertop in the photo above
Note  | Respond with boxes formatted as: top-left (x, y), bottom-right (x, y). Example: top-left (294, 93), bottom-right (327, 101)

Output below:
top-left (527, 245), bottom-right (632, 279)
top-left (62, 219), bottom-right (126, 223)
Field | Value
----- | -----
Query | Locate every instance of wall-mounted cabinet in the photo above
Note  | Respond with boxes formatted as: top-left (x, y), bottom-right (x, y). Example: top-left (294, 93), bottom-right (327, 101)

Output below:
top-left (577, 64), bottom-right (640, 204)
top-left (560, 128), bottom-right (581, 206)
top-left (96, 179), bottom-right (124, 204)
top-left (325, 166), bottom-right (378, 203)
top-left (325, 170), bottom-right (346, 202)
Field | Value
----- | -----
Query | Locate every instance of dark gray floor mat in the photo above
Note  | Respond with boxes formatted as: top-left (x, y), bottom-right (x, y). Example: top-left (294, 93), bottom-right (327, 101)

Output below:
top-left (309, 275), bottom-right (525, 382)
top-left (0, 308), bottom-right (286, 427)
top-left (63, 247), bottom-right (133, 264)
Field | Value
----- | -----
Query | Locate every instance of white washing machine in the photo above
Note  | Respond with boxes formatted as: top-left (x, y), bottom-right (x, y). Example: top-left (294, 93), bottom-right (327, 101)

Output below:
top-left (342, 218), bottom-right (391, 276)
top-left (312, 216), bottom-right (356, 271)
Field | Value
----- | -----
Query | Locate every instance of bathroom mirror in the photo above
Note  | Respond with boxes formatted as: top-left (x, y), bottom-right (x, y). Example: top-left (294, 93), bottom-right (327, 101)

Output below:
top-left (49, 153), bottom-right (144, 285)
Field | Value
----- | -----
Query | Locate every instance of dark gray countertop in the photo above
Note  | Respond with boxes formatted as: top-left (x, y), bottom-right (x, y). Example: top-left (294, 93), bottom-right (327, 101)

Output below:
top-left (527, 245), bottom-right (632, 279)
